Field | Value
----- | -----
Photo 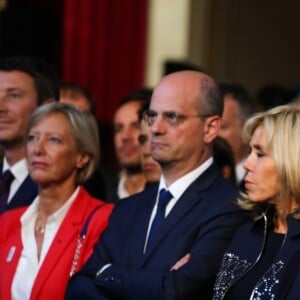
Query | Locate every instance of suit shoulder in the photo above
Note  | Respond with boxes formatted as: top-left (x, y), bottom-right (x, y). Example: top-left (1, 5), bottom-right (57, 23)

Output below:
top-left (110, 187), bottom-right (157, 216)
top-left (211, 175), bottom-right (239, 197)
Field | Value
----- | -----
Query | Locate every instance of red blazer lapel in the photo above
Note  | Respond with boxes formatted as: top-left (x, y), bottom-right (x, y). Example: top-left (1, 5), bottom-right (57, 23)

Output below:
top-left (31, 188), bottom-right (91, 298)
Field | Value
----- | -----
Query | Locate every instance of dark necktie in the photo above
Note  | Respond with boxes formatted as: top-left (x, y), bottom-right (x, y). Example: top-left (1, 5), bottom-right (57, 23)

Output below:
top-left (0, 170), bottom-right (14, 214)
top-left (147, 189), bottom-right (173, 250)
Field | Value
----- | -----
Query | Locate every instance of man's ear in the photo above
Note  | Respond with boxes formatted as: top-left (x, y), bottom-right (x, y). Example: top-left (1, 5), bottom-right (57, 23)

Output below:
top-left (203, 116), bottom-right (221, 144)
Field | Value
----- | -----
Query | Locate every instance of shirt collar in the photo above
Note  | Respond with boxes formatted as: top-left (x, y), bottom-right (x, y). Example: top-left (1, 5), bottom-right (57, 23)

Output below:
top-left (117, 170), bottom-right (130, 199)
top-left (3, 157), bottom-right (28, 184)
top-left (21, 186), bottom-right (80, 225)
top-left (158, 157), bottom-right (213, 200)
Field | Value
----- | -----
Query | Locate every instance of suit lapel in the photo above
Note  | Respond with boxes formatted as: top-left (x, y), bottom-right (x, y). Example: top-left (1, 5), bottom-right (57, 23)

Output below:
top-left (0, 164), bottom-right (38, 211)
top-left (8, 176), bottom-right (38, 210)
top-left (31, 190), bottom-right (89, 297)
top-left (140, 164), bottom-right (219, 265)
top-left (128, 187), bottom-right (158, 265)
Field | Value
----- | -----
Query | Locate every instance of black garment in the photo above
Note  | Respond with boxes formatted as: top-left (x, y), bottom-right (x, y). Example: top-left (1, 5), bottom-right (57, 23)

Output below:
top-left (83, 168), bottom-right (107, 201)
top-left (225, 231), bottom-right (284, 299)
top-left (213, 209), bottom-right (300, 300)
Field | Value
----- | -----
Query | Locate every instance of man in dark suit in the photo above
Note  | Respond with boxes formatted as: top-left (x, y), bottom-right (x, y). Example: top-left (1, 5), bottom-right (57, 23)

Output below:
top-left (66, 71), bottom-right (249, 299)
top-left (0, 56), bottom-right (59, 214)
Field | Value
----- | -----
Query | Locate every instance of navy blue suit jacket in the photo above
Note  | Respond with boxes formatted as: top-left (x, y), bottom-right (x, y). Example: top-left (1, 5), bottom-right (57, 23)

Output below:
top-left (0, 165), bottom-right (38, 213)
top-left (66, 164), bottom-right (249, 300)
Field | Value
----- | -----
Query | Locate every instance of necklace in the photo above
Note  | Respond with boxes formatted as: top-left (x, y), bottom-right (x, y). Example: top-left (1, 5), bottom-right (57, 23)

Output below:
top-left (35, 206), bottom-right (48, 235)
top-left (35, 223), bottom-right (46, 235)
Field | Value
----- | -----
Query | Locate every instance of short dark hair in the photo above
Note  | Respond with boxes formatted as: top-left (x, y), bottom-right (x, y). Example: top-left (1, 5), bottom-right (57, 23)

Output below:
top-left (0, 56), bottom-right (60, 104)
top-left (119, 87), bottom-right (153, 108)
top-left (60, 82), bottom-right (97, 116)
top-left (219, 82), bottom-right (254, 124)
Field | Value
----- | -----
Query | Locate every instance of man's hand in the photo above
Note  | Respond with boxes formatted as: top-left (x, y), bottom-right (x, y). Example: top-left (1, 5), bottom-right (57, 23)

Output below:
top-left (170, 253), bottom-right (191, 271)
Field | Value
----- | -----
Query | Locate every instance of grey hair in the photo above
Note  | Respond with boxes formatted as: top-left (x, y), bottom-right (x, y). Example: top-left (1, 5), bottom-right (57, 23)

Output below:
top-left (27, 102), bottom-right (100, 185)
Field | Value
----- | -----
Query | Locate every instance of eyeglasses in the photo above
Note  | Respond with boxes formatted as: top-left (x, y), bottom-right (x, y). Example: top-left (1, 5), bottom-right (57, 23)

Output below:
top-left (143, 109), bottom-right (212, 127)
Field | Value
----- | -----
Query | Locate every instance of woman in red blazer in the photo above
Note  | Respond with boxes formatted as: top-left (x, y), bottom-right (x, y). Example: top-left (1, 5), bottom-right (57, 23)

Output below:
top-left (0, 103), bottom-right (113, 300)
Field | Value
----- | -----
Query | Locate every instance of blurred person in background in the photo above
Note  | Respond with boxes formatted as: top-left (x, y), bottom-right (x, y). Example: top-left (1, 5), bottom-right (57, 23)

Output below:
top-left (60, 82), bottom-right (96, 114)
top-left (108, 88), bottom-right (152, 202)
top-left (213, 136), bottom-right (236, 185)
top-left (59, 81), bottom-right (110, 201)
top-left (218, 83), bottom-right (255, 186)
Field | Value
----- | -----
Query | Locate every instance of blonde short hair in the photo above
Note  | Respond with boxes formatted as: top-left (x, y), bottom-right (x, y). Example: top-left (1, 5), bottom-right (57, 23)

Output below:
top-left (239, 105), bottom-right (300, 215)
top-left (27, 102), bottom-right (100, 185)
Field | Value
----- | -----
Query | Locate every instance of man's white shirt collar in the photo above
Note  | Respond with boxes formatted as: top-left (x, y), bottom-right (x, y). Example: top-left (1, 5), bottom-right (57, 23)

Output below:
top-left (158, 157), bottom-right (214, 204)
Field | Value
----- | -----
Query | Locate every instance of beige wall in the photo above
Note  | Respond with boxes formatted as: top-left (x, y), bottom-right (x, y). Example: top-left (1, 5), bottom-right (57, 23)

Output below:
top-left (145, 0), bottom-right (300, 96)
top-left (208, 0), bottom-right (300, 95)
top-left (188, 0), bottom-right (212, 71)
top-left (145, 0), bottom-right (190, 87)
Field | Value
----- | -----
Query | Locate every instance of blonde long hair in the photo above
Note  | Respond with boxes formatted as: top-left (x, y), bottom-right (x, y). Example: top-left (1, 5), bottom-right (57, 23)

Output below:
top-left (238, 105), bottom-right (300, 218)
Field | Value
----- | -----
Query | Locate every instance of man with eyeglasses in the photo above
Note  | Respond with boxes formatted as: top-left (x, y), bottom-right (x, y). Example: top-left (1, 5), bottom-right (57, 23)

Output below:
top-left (66, 71), bottom-right (249, 300)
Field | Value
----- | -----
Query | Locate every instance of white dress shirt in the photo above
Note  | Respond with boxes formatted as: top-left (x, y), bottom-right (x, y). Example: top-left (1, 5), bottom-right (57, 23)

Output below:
top-left (11, 187), bottom-right (79, 300)
top-left (144, 157), bottom-right (213, 252)
top-left (117, 170), bottom-right (130, 199)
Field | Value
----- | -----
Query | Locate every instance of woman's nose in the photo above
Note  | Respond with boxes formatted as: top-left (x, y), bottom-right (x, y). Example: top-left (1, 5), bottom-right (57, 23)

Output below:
top-left (33, 139), bottom-right (45, 155)
top-left (243, 153), bottom-right (252, 171)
